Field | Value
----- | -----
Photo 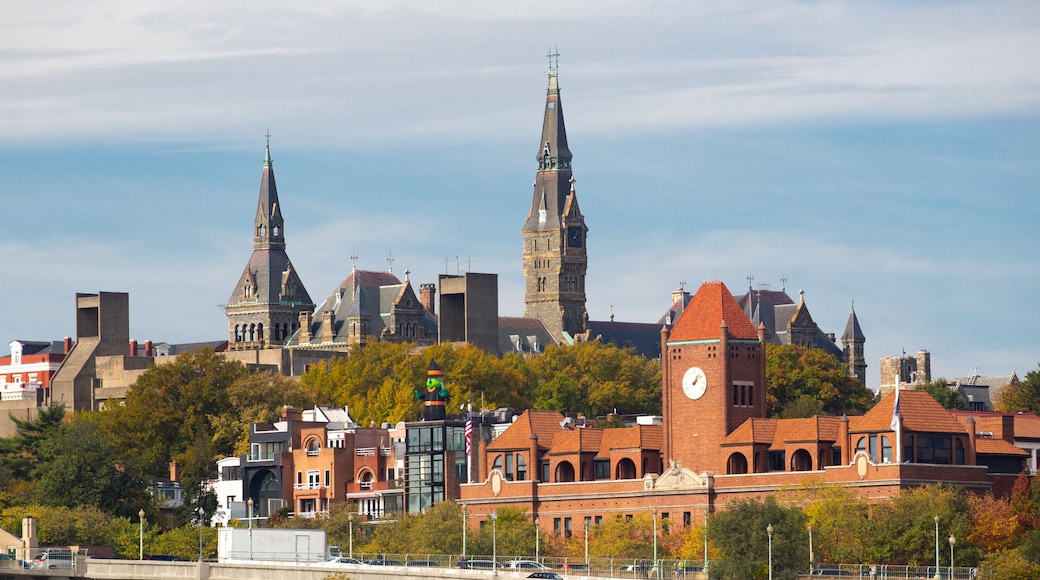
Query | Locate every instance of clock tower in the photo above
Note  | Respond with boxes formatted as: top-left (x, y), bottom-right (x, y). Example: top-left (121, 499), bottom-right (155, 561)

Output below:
top-left (661, 281), bottom-right (766, 474)
top-left (523, 51), bottom-right (588, 343)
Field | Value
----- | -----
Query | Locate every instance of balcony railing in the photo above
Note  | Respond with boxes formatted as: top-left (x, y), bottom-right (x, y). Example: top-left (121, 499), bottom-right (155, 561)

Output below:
top-left (356, 448), bottom-right (376, 457)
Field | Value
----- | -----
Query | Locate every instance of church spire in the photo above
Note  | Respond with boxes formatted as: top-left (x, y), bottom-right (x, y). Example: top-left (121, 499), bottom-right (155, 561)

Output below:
top-left (254, 132), bottom-right (285, 251)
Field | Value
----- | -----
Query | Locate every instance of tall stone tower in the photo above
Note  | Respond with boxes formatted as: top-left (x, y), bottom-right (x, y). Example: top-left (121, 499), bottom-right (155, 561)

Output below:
top-left (226, 137), bottom-right (314, 351)
top-left (523, 52), bottom-right (588, 343)
top-left (841, 305), bottom-right (867, 385)
top-left (661, 281), bottom-right (766, 475)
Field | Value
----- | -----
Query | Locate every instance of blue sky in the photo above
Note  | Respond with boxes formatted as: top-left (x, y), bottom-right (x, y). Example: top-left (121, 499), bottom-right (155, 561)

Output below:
top-left (2, 1), bottom-right (1038, 388)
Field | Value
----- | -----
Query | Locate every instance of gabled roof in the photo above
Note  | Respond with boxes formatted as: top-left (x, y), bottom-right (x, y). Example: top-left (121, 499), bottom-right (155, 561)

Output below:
top-left (785, 415), bottom-right (841, 443)
top-left (586, 320), bottom-right (662, 359)
top-left (721, 418), bottom-right (777, 446)
top-left (852, 390), bottom-right (966, 434)
top-left (550, 427), bottom-right (604, 455)
top-left (597, 424), bottom-right (663, 457)
top-left (487, 410), bottom-right (567, 451)
top-left (499, 317), bottom-right (556, 355)
top-left (669, 281), bottom-right (759, 342)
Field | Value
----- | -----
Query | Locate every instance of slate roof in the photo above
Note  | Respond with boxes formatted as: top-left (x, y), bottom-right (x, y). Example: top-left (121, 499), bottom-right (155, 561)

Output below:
top-left (670, 281), bottom-right (759, 342)
top-left (8, 340), bottom-right (64, 356)
top-left (499, 317), bottom-right (556, 355)
top-left (842, 308), bottom-right (865, 341)
top-left (586, 320), bottom-right (662, 359)
top-left (524, 66), bottom-right (574, 233)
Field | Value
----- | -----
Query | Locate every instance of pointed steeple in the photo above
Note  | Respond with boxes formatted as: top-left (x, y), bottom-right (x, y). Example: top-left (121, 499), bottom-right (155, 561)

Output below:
top-left (522, 51), bottom-right (588, 342)
top-left (254, 132), bottom-right (285, 251)
top-left (842, 303), bottom-right (866, 341)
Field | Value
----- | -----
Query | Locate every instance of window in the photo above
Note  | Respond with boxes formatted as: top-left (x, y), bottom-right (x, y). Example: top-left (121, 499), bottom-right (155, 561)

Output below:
top-left (553, 518), bottom-right (561, 536)
top-left (324, 470), bottom-right (330, 487)
top-left (595, 460), bottom-right (610, 480)
top-left (683, 512), bottom-right (691, 527)
top-left (595, 515), bottom-right (602, 525)
top-left (541, 461), bottom-right (550, 482)
top-left (516, 455), bottom-right (527, 481)
top-left (307, 470), bottom-right (320, 488)
top-left (768, 451), bottom-right (785, 472)
top-left (505, 454), bottom-right (514, 481)
top-left (492, 454), bottom-right (504, 473)
top-left (564, 517), bottom-right (572, 539)
top-left (917, 435), bottom-right (952, 465)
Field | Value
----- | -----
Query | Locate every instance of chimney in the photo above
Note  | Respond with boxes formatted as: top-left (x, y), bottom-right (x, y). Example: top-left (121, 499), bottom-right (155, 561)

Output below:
top-left (63, 337), bottom-right (72, 354)
top-left (322, 311), bottom-right (335, 343)
top-left (144, 340), bottom-right (154, 357)
top-left (169, 461), bottom-right (180, 482)
top-left (299, 312), bottom-right (313, 343)
top-left (129, 339), bottom-right (138, 356)
top-left (420, 283), bottom-right (436, 314)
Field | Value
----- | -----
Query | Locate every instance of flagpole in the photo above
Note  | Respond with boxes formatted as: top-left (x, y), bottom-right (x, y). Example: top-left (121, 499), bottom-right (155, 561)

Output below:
top-left (466, 403), bottom-right (473, 484)
top-left (893, 374), bottom-right (901, 463)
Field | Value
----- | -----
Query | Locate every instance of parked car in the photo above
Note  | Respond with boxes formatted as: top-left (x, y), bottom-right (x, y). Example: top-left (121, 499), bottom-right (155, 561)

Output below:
top-left (364, 559), bottom-right (403, 566)
top-left (560, 562), bottom-right (590, 572)
top-left (813, 568), bottom-right (855, 577)
top-left (0, 554), bottom-right (30, 569)
top-left (324, 557), bottom-right (362, 565)
top-left (508, 559), bottom-right (547, 570)
top-left (528, 573), bottom-right (564, 580)
top-left (144, 554), bottom-right (186, 561)
top-left (34, 549), bottom-right (74, 569)
top-left (467, 560), bottom-right (502, 570)
top-left (407, 560), bottom-right (441, 567)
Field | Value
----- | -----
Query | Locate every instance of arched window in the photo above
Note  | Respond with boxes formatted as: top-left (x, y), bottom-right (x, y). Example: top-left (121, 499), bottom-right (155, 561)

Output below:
top-left (492, 454), bottom-right (503, 473)
top-left (881, 436), bottom-right (893, 463)
top-left (727, 453), bottom-right (748, 474)
top-left (615, 458), bottom-right (637, 479)
top-left (306, 438), bottom-right (321, 456)
top-left (555, 461), bottom-right (575, 482)
top-left (855, 436), bottom-right (866, 455)
top-left (790, 449), bottom-right (813, 471)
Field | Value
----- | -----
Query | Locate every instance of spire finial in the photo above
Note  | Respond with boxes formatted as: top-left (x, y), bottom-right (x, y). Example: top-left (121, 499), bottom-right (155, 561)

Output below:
top-left (747, 272), bottom-right (754, 292)
top-left (780, 273), bottom-right (787, 292)
top-left (387, 251), bottom-right (395, 274)
top-left (547, 46), bottom-right (560, 75)
top-left (264, 129), bottom-right (272, 166)
top-left (349, 252), bottom-right (358, 272)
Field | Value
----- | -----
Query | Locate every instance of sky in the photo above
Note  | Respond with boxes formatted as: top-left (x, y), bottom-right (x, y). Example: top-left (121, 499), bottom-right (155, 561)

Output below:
top-left (1, 1), bottom-right (1038, 389)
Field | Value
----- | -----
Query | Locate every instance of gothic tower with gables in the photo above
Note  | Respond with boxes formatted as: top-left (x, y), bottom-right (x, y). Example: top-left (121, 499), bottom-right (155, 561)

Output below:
top-left (523, 53), bottom-right (588, 343)
top-left (226, 138), bottom-right (314, 351)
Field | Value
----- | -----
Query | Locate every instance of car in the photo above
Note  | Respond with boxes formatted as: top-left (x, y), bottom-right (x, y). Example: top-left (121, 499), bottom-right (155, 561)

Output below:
top-left (0, 554), bottom-right (30, 569)
top-left (363, 559), bottom-right (403, 566)
top-left (508, 559), bottom-right (548, 570)
top-left (560, 562), bottom-right (590, 572)
top-left (813, 569), bottom-right (855, 577)
top-left (144, 554), bottom-right (186, 561)
top-left (406, 560), bottom-right (441, 567)
top-left (33, 549), bottom-right (74, 569)
top-left (466, 560), bottom-right (502, 570)
top-left (325, 557), bottom-right (362, 565)
top-left (528, 573), bottom-right (564, 580)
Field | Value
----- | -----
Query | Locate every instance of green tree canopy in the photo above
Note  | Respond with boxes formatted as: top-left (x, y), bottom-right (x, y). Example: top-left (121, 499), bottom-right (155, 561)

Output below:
top-left (523, 341), bottom-right (661, 418)
top-left (916, 379), bottom-right (969, 410)
top-left (995, 363), bottom-right (1040, 415)
top-left (766, 344), bottom-right (875, 418)
top-left (708, 495), bottom-right (808, 580)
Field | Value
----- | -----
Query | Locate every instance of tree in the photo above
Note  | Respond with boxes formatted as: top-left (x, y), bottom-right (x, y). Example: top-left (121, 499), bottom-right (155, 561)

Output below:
top-left (523, 341), bottom-right (661, 418)
top-left (708, 495), bottom-right (807, 580)
top-left (32, 413), bottom-right (152, 520)
top-left (976, 548), bottom-right (1040, 580)
top-left (799, 484), bottom-right (871, 565)
top-left (867, 485), bottom-right (978, 567)
top-left (766, 344), bottom-right (875, 418)
top-left (967, 492), bottom-right (1025, 553)
top-left (467, 507), bottom-right (537, 558)
top-left (0, 404), bottom-right (66, 489)
top-left (916, 379), bottom-right (968, 410)
top-left (995, 363), bottom-right (1040, 415)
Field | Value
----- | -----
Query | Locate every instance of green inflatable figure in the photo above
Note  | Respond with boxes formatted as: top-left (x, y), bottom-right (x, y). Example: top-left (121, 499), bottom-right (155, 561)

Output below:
top-left (415, 359), bottom-right (450, 420)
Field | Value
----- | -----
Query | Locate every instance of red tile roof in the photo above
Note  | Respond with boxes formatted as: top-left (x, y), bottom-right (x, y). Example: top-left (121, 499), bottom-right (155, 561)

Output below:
top-left (721, 418), bottom-right (777, 446)
top-left (975, 437), bottom-right (1029, 456)
top-left (670, 281), bottom-right (759, 342)
top-left (852, 390), bottom-right (966, 434)
top-left (1015, 414), bottom-right (1040, 439)
top-left (488, 410), bottom-right (566, 451)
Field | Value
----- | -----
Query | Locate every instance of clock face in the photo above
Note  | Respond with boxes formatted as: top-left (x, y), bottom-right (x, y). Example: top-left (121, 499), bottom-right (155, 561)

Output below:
top-left (567, 226), bottom-right (583, 248)
top-left (682, 366), bottom-right (707, 400)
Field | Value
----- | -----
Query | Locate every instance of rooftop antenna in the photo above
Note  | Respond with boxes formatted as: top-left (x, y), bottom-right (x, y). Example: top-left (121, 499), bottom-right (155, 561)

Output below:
top-left (386, 251), bottom-right (394, 274)
top-left (443, 257), bottom-right (451, 274)
top-left (747, 272), bottom-right (754, 292)
top-left (780, 273), bottom-right (787, 293)
top-left (349, 252), bottom-right (358, 272)
top-left (547, 46), bottom-right (560, 75)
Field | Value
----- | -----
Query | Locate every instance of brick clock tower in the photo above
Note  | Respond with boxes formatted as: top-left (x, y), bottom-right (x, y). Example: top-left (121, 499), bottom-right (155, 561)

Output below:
top-left (661, 281), bottom-right (766, 475)
top-left (523, 52), bottom-right (588, 343)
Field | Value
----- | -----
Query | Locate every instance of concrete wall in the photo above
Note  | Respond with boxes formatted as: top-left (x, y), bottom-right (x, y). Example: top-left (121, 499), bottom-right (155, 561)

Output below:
top-left (83, 560), bottom-right (565, 580)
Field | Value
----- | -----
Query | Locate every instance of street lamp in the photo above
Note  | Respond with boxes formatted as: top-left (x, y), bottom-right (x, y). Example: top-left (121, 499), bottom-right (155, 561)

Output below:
top-left (348, 513), bottom-right (354, 559)
top-left (535, 517), bottom-right (540, 563)
top-left (248, 498), bottom-right (254, 561)
top-left (703, 511), bottom-right (709, 574)
top-left (949, 534), bottom-right (956, 576)
top-left (462, 505), bottom-right (468, 561)
top-left (933, 516), bottom-right (940, 580)
top-left (652, 508), bottom-right (658, 579)
top-left (584, 519), bottom-right (590, 566)
top-left (491, 511), bottom-right (498, 576)
top-left (767, 523), bottom-right (774, 580)
top-left (808, 524), bottom-right (814, 575)
top-left (198, 505), bottom-right (204, 562)
top-left (138, 509), bottom-right (145, 560)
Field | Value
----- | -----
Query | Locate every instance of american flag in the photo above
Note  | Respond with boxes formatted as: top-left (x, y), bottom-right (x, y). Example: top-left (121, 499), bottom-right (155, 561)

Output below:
top-left (465, 410), bottom-right (473, 456)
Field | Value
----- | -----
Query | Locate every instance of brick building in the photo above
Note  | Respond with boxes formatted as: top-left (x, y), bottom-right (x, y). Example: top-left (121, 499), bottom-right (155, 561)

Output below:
top-left (459, 280), bottom-right (1029, 535)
